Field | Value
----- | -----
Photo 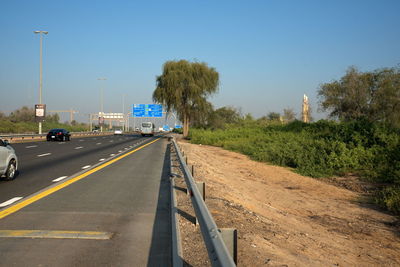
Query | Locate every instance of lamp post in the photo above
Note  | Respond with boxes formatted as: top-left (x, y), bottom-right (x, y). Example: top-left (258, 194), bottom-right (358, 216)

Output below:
top-left (98, 77), bottom-right (107, 132)
top-left (34, 30), bottom-right (48, 134)
top-left (122, 94), bottom-right (126, 131)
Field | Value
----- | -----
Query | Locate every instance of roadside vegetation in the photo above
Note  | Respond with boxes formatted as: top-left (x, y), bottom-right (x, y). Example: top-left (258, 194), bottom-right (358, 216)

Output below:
top-left (0, 106), bottom-right (88, 133)
top-left (189, 119), bottom-right (399, 214)
top-left (186, 65), bottom-right (400, 215)
top-left (153, 59), bottom-right (219, 138)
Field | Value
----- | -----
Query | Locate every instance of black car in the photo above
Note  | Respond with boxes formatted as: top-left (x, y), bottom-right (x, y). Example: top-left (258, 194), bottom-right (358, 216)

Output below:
top-left (46, 128), bottom-right (71, 141)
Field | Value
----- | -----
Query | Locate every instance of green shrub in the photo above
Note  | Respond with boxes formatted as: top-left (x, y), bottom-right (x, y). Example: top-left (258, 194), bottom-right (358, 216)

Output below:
top-left (189, 119), bottom-right (400, 214)
top-left (0, 120), bottom-right (89, 134)
top-left (375, 186), bottom-right (400, 214)
top-left (172, 128), bottom-right (183, 134)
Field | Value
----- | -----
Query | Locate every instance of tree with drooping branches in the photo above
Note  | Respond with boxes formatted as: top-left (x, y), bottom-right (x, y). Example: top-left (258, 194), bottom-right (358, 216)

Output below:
top-left (153, 60), bottom-right (219, 137)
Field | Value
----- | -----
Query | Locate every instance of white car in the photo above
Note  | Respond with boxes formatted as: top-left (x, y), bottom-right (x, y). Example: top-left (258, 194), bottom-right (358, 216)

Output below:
top-left (0, 139), bottom-right (18, 180)
top-left (114, 129), bottom-right (123, 135)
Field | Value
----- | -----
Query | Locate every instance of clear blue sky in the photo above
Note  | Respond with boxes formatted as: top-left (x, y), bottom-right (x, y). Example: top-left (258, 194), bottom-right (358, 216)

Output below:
top-left (1, 0), bottom-right (399, 122)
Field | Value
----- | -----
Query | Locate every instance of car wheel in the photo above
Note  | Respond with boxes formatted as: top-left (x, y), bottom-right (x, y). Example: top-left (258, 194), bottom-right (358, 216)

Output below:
top-left (67, 136), bottom-right (71, 141)
top-left (4, 160), bottom-right (16, 181)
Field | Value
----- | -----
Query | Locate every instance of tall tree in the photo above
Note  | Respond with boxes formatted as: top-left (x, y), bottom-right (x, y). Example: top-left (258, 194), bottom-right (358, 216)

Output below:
top-left (189, 100), bottom-right (214, 128)
top-left (267, 112), bottom-right (281, 121)
top-left (9, 106), bottom-right (35, 122)
top-left (318, 66), bottom-right (400, 127)
top-left (153, 60), bottom-right (219, 137)
top-left (207, 106), bottom-right (242, 129)
top-left (283, 108), bottom-right (296, 122)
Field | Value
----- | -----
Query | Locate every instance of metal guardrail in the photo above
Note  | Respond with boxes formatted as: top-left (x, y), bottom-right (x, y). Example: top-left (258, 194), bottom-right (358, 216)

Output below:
top-left (170, 143), bottom-right (183, 267)
top-left (0, 131), bottom-right (114, 143)
top-left (172, 138), bottom-right (236, 267)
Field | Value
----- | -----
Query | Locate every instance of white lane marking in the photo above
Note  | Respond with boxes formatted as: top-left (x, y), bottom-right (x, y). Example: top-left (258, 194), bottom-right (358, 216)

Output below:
top-left (118, 150), bottom-right (123, 153)
top-left (75, 146), bottom-right (83, 150)
top-left (124, 148), bottom-right (128, 150)
top-left (99, 158), bottom-right (105, 162)
top-left (26, 145), bottom-right (38, 148)
top-left (52, 176), bottom-right (68, 182)
top-left (79, 140), bottom-right (84, 142)
top-left (82, 165), bottom-right (91, 169)
top-left (110, 154), bottom-right (115, 157)
top-left (0, 197), bottom-right (23, 207)
top-left (58, 142), bottom-right (66, 144)
top-left (96, 143), bottom-right (101, 145)
top-left (37, 153), bottom-right (51, 157)
top-left (109, 141), bottom-right (114, 143)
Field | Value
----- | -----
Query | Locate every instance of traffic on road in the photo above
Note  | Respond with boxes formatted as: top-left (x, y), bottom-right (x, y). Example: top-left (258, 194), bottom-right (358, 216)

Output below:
top-left (0, 133), bottom-right (155, 205)
top-left (0, 133), bottom-right (172, 266)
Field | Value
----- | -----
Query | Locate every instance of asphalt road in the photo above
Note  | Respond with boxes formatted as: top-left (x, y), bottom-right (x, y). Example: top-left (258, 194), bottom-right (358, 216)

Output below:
top-left (0, 134), bottom-right (172, 266)
top-left (0, 134), bottom-right (151, 204)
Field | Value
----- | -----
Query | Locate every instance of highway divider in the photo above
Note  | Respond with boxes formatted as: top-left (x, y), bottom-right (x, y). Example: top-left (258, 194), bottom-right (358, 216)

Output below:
top-left (0, 131), bottom-right (114, 143)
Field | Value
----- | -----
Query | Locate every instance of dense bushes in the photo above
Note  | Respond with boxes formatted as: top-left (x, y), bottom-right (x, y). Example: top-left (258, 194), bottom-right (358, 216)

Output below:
top-left (0, 120), bottom-right (88, 133)
top-left (189, 120), bottom-right (400, 214)
top-left (0, 106), bottom-right (88, 133)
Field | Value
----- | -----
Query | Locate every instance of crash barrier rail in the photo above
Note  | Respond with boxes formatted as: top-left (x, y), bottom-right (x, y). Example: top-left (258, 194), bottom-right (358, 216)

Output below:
top-left (0, 131), bottom-right (114, 143)
top-left (171, 138), bottom-right (236, 267)
top-left (169, 143), bottom-right (183, 267)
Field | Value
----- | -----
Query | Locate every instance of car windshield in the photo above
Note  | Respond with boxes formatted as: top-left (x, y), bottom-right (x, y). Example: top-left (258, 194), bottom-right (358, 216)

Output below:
top-left (49, 129), bottom-right (65, 133)
top-left (142, 123), bottom-right (152, 128)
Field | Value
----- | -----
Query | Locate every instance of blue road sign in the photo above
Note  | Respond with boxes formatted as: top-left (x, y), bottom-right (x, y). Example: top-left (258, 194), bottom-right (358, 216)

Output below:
top-left (163, 125), bottom-right (170, 131)
top-left (133, 104), bottom-right (146, 117)
top-left (174, 125), bottom-right (182, 129)
top-left (133, 104), bottom-right (163, 117)
top-left (148, 104), bottom-right (163, 117)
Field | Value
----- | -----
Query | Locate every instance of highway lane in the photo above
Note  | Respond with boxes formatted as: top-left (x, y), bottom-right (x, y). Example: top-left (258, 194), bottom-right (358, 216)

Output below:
top-left (0, 136), bottom-right (171, 266)
top-left (0, 134), bottom-right (157, 205)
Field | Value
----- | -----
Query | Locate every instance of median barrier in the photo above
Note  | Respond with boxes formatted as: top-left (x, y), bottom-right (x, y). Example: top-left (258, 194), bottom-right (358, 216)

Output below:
top-left (0, 132), bottom-right (114, 143)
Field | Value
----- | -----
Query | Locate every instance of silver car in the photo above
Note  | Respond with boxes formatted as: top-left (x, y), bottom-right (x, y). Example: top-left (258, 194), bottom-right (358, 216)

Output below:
top-left (0, 139), bottom-right (18, 180)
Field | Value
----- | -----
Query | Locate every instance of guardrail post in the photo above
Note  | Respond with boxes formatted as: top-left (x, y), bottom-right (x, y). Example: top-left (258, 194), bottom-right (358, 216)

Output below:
top-left (220, 228), bottom-right (238, 265)
top-left (191, 165), bottom-right (195, 177)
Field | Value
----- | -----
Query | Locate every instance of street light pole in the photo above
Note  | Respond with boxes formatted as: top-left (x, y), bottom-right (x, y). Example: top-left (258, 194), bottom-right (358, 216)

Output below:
top-left (97, 77), bottom-right (107, 132)
top-left (122, 94), bottom-right (126, 131)
top-left (34, 30), bottom-right (48, 134)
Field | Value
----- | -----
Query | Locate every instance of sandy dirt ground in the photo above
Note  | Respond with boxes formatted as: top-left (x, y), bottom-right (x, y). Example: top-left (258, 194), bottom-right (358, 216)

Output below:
top-left (174, 138), bottom-right (400, 267)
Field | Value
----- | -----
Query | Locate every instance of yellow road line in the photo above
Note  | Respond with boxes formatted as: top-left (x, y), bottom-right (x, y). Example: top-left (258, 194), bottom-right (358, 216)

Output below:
top-left (0, 230), bottom-right (113, 240)
top-left (0, 138), bottom-right (161, 220)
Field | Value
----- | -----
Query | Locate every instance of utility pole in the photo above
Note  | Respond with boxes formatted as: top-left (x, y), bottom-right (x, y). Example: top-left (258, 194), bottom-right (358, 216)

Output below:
top-left (122, 94), bottom-right (125, 131)
top-left (98, 78), bottom-right (107, 132)
top-left (34, 30), bottom-right (48, 134)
